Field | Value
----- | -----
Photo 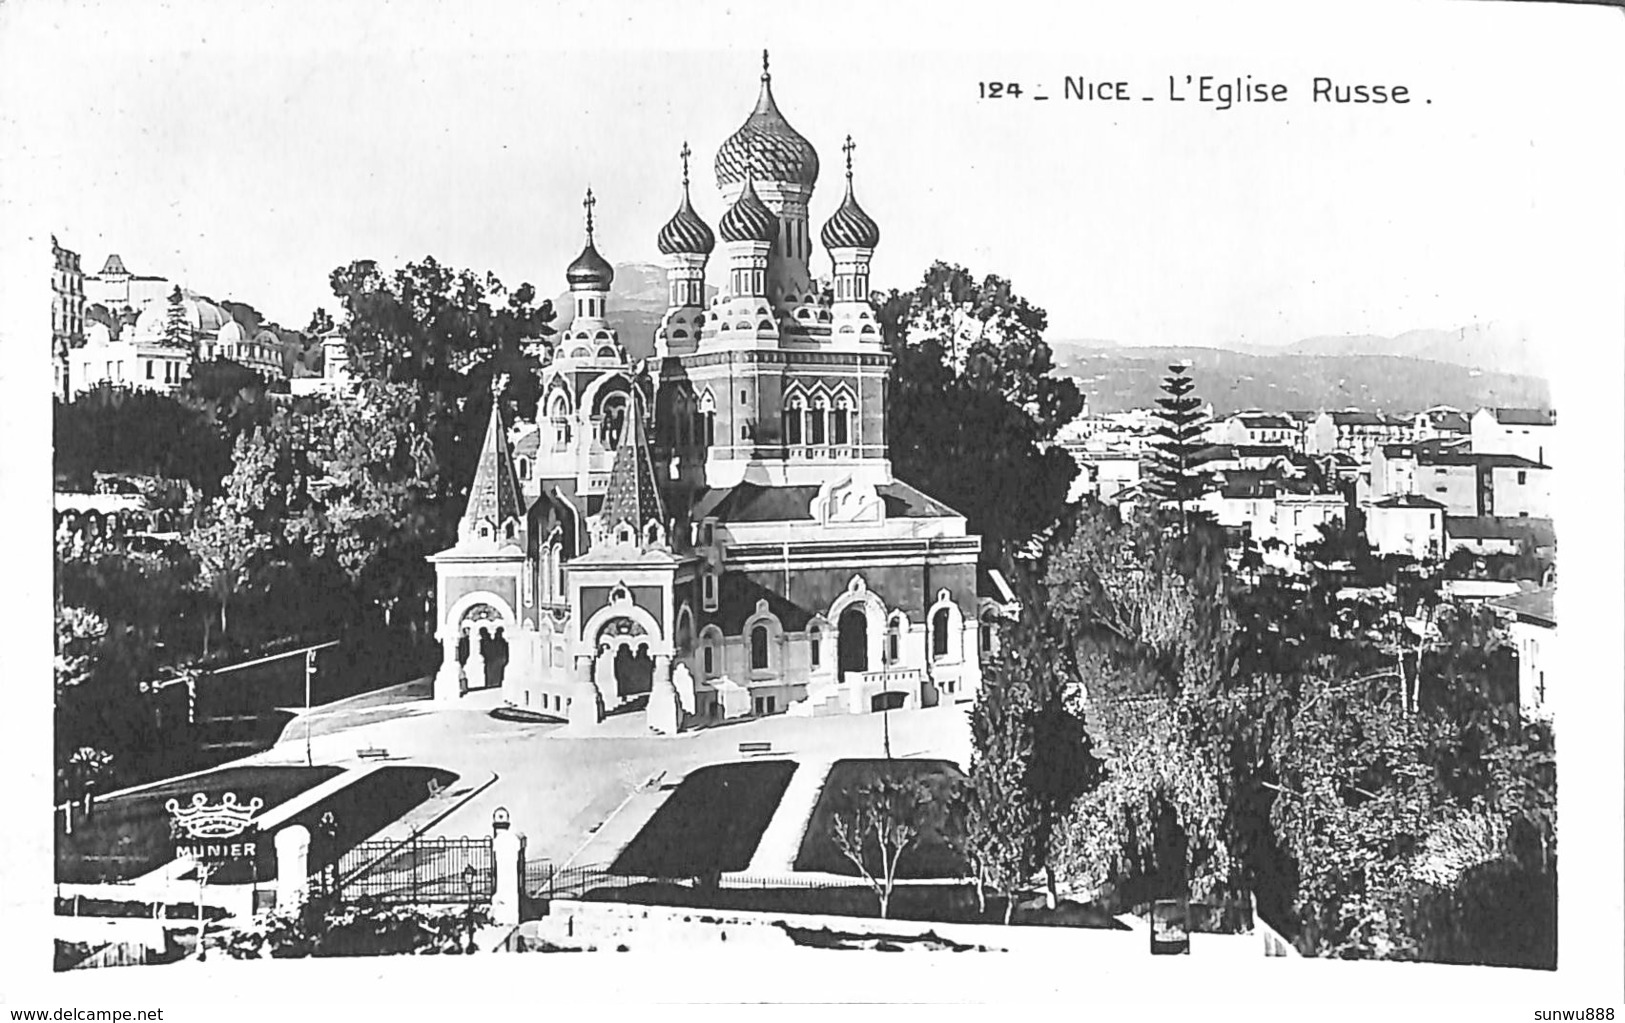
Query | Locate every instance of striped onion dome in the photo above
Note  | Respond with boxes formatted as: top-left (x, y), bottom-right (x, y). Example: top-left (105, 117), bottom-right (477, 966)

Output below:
top-left (717, 174), bottom-right (779, 244)
top-left (656, 186), bottom-right (715, 256)
top-left (714, 57), bottom-right (819, 190)
top-left (821, 177), bottom-right (881, 250)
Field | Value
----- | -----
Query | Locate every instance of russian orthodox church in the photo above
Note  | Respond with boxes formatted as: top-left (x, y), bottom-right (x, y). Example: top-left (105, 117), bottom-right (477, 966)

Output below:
top-left (429, 54), bottom-right (1002, 732)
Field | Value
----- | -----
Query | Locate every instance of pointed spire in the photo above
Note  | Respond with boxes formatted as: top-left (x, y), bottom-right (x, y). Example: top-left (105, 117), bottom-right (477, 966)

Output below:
top-left (658, 142), bottom-right (716, 256)
top-left (821, 133), bottom-right (880, 250)
top-left (461, 399), bottom-right (526, 543)
top-left (600, 388), bottom-right (667, 548)
top-left (754, 48), bottom-right (779, 116)
top-left (567, 185), bottom-right (614, 289)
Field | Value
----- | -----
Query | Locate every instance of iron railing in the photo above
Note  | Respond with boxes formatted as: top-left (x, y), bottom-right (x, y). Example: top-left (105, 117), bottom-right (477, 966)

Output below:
top-left (319, 835), bottom-right (495, 904)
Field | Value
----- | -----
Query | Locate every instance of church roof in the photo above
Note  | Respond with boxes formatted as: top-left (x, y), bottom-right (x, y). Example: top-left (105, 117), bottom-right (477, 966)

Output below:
top-left (692, 479), bottom-right (962, 524)
top-left (461, 401), bottom-right (526, 533)
top-left (712, 573), bottom-right (815, 632)
top-left (714, 53), bottom-right (819, 190)
top-left (598, 388), bottom-right (666, 538)
top-left (99, 253), bottom-right (129, 276)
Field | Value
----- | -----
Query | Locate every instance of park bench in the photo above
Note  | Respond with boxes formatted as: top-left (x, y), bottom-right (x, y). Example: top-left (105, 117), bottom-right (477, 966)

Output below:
top-left (738, 741), bottom-right (772, 757)
top-left (356, 747), bottom-right (390, 761)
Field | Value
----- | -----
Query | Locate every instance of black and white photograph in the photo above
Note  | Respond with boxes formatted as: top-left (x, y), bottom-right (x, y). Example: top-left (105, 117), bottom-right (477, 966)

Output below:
top-left (2, 0), bottom-right (1621, 1014)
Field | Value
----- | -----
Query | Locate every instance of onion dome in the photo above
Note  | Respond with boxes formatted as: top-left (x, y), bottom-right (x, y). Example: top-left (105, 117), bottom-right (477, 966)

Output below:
top-left (566, 187), bottom-right (615, 289)
top-left (821, 135), bottom-right (881, 250)
top-left (714, 51), bottom-right (819, 190)
top-left (657, 142), bottom-right (716, 256)
top-left (717, 172), bottom-right (779, 244)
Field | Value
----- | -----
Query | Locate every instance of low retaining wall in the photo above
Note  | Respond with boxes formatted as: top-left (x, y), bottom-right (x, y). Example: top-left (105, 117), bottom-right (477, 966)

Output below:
top-left (536, 898), bottom-right (1274, 956)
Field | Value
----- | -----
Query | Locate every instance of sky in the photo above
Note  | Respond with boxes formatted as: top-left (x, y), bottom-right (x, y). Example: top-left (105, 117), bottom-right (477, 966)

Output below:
top-left (3, 1), bottom-right (1621, 348)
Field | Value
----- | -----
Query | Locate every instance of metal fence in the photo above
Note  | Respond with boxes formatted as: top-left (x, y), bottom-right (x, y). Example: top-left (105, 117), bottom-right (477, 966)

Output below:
top-left (321, 835), bottom-right (495, 904)
top-left (522, 860), bottom-right (879, 902)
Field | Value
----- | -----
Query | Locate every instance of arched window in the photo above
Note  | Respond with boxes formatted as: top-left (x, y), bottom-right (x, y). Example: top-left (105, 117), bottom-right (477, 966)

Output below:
top-left (703, 643), bottom-right (716, 676)
top-left (783, 393), bottom-right (804, 446)
top-left (698, 392), bottom-right (717, 448)
top-left (808, 625), bottom-right (822, 669)
top-left (833, 394), bottom-right (852, 447)
top-left (517, 456), bottom-right (531, 480)
top-left (932, 608), bottom-right (951, 658)
top-left (887, 617), bottom-right (901, 663)
top-left (979, 617), bottom-right (993, 655)
top-left (809, 394), bottom-right (828, 446)
top-left (599, 392), bottom-right (629, 450)
top-left (703, 571), bottom-right (717, 611)
top-left (750, 624), bottom-right (770, 671)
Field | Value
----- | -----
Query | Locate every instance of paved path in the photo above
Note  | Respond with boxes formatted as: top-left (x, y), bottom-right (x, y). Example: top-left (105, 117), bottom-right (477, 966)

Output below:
top-left (745, 758), bottom-right (832, 874)
top-left (246, 687), bottom-right (972, 871)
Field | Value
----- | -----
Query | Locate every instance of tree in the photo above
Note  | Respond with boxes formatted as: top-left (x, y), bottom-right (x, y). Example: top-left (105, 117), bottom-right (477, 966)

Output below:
top-left (877, 263), bottom-right (1083, 560)
top-left (1145, 363), bottom-right (1214, 529)
top-left (964, 671), bottom-right (1047, 922)
top-left (163, 286), bottom-right (191, 350)
top-left (828, 777), bottom-right (937, 919)
top-left (327, 258), bottom-right (555, 550)
top-left (184, 502), bottom-right (269, 656)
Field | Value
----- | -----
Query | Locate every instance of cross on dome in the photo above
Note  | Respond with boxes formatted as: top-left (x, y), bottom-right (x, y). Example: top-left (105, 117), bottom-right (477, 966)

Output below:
top-left (762, 48), bottom-right (770, 80)
top-left (843, 135), bottom-right (856, 181)
top-left (680, 141), bottom-right (692, 188)
top-left (583, 187), bottom-right (597, 240)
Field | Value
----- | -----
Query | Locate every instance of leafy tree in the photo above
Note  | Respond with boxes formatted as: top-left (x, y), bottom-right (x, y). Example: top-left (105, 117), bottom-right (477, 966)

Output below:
top-left (828, 778), bottom-right (938, 919)
top-left (184, 501), bottom-right (269, 656)
top-left (877, 264), bottom-right (1082, 560)
top-left (964, 671), bottom-right (1047, 923)
top-left (326, 258), bottom-right (555, 544)
top-left (891, 262), bottom-right (1084, 438)
top-left (1145, 363), bottom-right (1215, 529)
top-left (54, 387), bottom-right (232, 494)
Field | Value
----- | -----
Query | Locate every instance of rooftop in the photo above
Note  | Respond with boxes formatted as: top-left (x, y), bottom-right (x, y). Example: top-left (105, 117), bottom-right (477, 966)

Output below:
top-left (1445, 515), bottom-right (1556, 545)
top-left (693, 479), bottom-right (962, 524)
top-left (1373, 495), bottom-right (1446, 510)
top-left (1483, 407), bottom-right (1555, 427)
top-left (1486, 586), bottom-right (1556, 627)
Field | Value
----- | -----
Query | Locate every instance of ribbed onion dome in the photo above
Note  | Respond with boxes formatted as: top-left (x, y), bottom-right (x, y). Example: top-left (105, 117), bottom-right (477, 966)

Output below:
top-left (656, 188), bottom-right (715, 256)
top-left (714, 65), bottom-right (819, 190)
top-left (717, 174), bottom-right (779, 244)
top-left (566, 240), bottom-right (614, 290)
top-left (821, 179), bottom-right (881, 250)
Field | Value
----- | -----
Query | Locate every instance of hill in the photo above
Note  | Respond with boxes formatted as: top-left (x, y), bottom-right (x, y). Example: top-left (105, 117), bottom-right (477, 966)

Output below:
top-left (1049, 343), bottom-right (1551, 416)
top-left (554, 263), bottom-right (717, 363)
top-left (1278, 322), bottom-right (1543, 378)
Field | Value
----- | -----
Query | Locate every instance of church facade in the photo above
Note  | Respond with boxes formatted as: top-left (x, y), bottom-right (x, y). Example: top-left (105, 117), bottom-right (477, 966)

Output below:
top-left (429, 56), bottom-right (1003, 732)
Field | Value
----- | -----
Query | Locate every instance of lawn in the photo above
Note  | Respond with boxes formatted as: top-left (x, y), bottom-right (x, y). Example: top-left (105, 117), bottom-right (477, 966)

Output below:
top-left (56, 765), bottom-right (342, 884)
top-left (55, 764), bottom-right (459, 885)
top-left (610, 761), bottom-right (797, 876)
top-left (793, 758), bottom-right (966, 878)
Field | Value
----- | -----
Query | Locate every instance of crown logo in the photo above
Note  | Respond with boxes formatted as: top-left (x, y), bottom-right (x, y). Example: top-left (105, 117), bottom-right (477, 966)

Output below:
top-left (166, 792), bottom-right (264, 840)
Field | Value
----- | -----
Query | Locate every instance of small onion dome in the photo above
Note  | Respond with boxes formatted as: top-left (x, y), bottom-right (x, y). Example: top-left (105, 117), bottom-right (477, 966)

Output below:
top-left (714, 63), bottom-right (819, 190)
top-left (717, 175), bottom-right (779, 244)
top-left (821, 180), bottom-right (881, 250)
top-left (656, 190), bottom-right (715, 256)
top-left (566, 240), bottom-right (614, 290)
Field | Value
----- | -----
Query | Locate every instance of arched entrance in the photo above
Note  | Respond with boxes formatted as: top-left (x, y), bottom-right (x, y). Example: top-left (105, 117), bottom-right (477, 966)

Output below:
top-left (838, 607), bottom-right (868, 676)
top-left (614, 643), bottom-right (654, 700)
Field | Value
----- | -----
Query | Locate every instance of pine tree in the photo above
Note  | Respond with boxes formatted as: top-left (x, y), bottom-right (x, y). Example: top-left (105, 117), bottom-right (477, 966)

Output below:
top-left (163, 286), bottom-right (191, 351)
top-left (1147, 362), bottom-right (1214, 530)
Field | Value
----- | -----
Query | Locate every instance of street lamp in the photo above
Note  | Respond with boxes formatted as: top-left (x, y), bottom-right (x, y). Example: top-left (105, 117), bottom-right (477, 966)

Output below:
top-left (462, 864), bottom-right (477, 953)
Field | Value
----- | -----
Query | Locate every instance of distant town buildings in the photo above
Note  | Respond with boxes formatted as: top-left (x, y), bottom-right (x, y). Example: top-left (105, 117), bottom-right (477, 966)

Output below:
top-left (1366, 495), bottom-right (1445, 560)
top-left (59, 249), bottom-right (294, 395)
top-left (289, 329), bottom-right (353, 397)
top-left (52, 236), bottom-right (87, 401)
top-left (1471, 406), bottom-right (1555, 467)
top-left (84, 253), bottom-right (172, 314)
top-left (1487, 586), bottom-right (1555, 720)
top-left (1308, 410), bottom-right (1414, 461)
